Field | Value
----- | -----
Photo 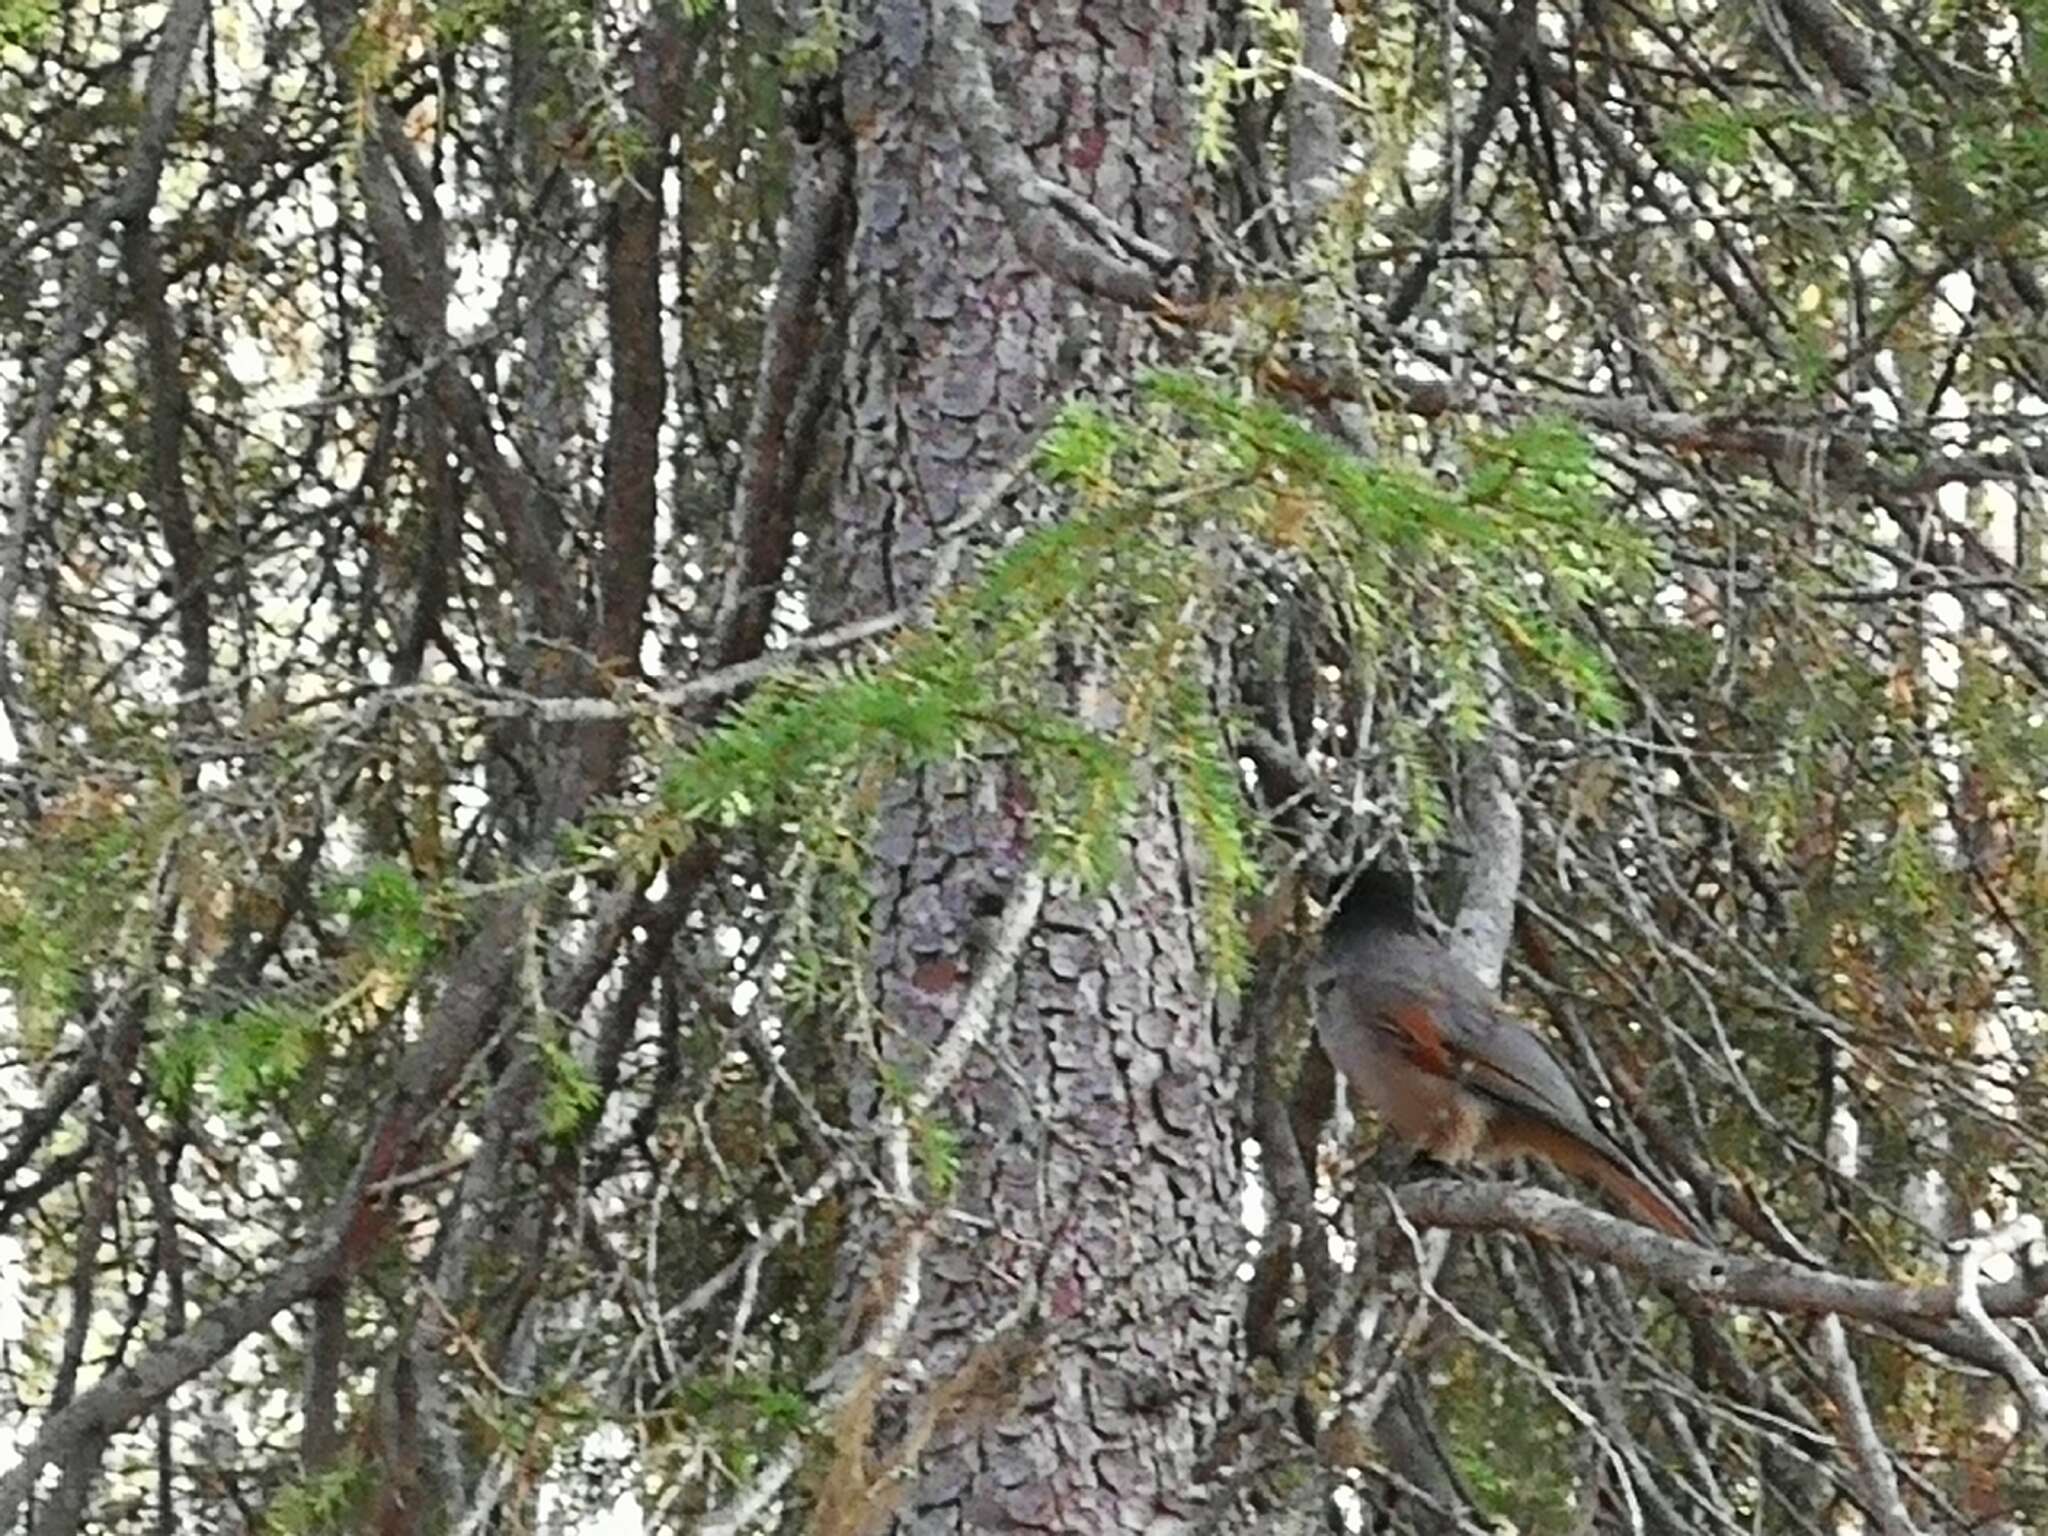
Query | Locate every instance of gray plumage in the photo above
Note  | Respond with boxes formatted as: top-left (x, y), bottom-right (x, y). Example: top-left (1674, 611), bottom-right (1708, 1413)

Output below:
top-left (1312, 869), bottom-right (1698, 1241)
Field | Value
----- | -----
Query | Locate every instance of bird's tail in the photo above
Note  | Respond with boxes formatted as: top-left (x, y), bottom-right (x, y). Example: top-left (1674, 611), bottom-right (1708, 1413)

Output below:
top-left (1580, 1151), bottom-right (1706, 1244)
top-left (1505, 1119), bottom-right (1708, 1244)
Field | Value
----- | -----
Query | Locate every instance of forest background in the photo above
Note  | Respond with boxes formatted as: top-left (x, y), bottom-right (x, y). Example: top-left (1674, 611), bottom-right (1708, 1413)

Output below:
top-left (3, 0), bottom-right (2048, 1531)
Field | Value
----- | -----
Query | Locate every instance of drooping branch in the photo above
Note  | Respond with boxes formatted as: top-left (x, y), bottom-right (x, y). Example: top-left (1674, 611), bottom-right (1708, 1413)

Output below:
top-left (1952, 1218), bottom-right (2048, 1438)
top-left (257, 440), bottom-right (1041, 736)
top-left (650, 863), bottom-right (1053, 1351)
top-left (0, 881), bottom-right (544, 1521)
top-left (1818, 1314), bottom-right (1922, 1536)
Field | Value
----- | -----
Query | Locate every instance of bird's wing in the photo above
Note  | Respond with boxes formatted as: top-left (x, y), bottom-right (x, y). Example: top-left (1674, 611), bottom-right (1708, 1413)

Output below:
top-left (1360, 995), bottom-right (1456, 1076)
top-left (1423, 988), bottom-right (1636, 1165)
top-left (1350, 983), bottom-right (1568, 1104)
top-left (1326, 933), bottom-right (1633, 1163)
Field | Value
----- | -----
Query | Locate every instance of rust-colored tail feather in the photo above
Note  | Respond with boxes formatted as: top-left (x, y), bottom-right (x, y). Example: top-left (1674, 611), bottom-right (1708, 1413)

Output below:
top-left (1497, 1117), bottom-right (1707, 1244)
top-left (1582, 1154), bottom-right (1704, 1244)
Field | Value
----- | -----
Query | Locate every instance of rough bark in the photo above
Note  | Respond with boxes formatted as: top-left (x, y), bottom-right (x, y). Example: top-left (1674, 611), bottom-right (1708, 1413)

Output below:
top-left (820, 0), bottom-right (1242, 1524)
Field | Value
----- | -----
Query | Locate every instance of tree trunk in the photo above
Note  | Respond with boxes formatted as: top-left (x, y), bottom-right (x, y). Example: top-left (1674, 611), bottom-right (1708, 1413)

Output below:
top-left (821, 0), bottom-right (1243, 1525)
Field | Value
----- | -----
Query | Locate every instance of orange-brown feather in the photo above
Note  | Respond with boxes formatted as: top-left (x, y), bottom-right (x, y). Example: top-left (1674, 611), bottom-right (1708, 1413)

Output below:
top-left (1379, 1001), bottom-right (1455, 1077)
top-left (1487, 1115), bottom-right (1702, 1243)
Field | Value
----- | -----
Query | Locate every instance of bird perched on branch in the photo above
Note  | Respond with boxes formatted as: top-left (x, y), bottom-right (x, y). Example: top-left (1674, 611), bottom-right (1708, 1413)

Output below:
top-left (1313, 868), bottom-right (1703, 1243)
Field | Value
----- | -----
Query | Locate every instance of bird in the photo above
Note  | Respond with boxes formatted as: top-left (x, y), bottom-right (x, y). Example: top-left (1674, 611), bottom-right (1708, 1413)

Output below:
top-left (1312, 867), bottom-right (1703, 1242)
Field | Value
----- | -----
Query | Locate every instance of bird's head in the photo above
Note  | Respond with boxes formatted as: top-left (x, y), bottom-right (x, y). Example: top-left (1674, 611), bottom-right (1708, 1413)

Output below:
top-left (1309, 868), bottom-right (1425, 1004)
top-left (1323, 867), bottom-right (1422, 943)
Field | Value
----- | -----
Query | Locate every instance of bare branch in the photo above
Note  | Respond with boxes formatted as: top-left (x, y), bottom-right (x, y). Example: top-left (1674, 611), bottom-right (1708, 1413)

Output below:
top-left (652, 864), bottom-right (1051, 1339)
top-left (1952, 1218), bottom-right (2048, 1439)
top-left (691, 865), bottom-right (1053, 1530)
top-left (1446, 650), bottom-right (1523, 988)
top-left (1394, 1180), bottom-right (2048, 1329)
top-left (1818, 1315), bottom-right (1922, 1536)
